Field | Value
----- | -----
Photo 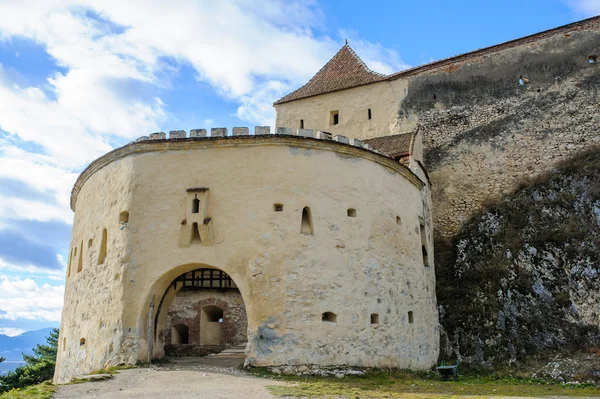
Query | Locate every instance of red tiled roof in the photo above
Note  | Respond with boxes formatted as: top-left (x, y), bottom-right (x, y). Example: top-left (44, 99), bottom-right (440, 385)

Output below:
top-left (274, 44), bottom-right (385, 105)
top-left (364, 132), bottom-right (414, 157)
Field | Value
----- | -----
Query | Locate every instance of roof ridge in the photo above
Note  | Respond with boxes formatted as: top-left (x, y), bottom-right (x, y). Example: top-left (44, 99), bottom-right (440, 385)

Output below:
top-left (274, 43), bottom-right (386, 105)
top-left (344, 44), bottom-right (386, 78)
top-left (384, 15), bottom-right (600, 80)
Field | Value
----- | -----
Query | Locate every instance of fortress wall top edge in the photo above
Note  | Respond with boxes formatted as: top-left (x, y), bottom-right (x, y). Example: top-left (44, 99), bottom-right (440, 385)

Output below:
top-left (70, 128), bottom-right (423, 212)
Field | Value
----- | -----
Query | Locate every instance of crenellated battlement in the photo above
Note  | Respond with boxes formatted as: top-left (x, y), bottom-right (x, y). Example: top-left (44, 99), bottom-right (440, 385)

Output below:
top-left (133, 126), bottom-right (382, 156)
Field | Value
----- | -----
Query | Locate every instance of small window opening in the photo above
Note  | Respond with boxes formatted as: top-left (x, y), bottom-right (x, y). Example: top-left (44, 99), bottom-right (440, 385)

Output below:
top-left (119, 211), bottom-right (129, 224)
top-left (171, 324), bottom-right (189, 344)
top-left (192, 196), bottom-right (200, 214)
top-left (74, 247), bottom-right (77, 257)
top-left (396, 216), bottom-right (401, 225)
top-left (79, 338), bottom-right (86, 346)
top-left (87, 238), bottom-right (93, 248)
top-left (191, 222), bottom-right (201, 244)
top-left (322, 312), bottom-right (337, 323)
top-left (204, 305), bottom-right (223, 322)
top-left (67, 248), bottom-right (73, 277)
top-left (370, 313), bottom-right (379, 324)
top-left (77, 241), bottom-right (83, 273)
top-left (368, 108), bottom-right (372, 120)
top-left (420, 222), bottom-right (428, 267)
top-left (420, 222), bottom-right (428, 266)
top-left (300, 119), bottom-right (304, 129)
top-left (589, 55), bottom-right (598, 63)
top-left (274, 204), bottom-right (283, 212)
top-left (98, 228), bottom-right (107, 265)
top-left (330, 110), bottom-right (339, 126)
top-left (408, 311), bottom-right (414, 324)
top-left (347, 208), bottom-right (357, 217)
top-left (63, 338), bottom-right (66, 351)
top-left (433, 94), bottom-right (437, 100)
top-left (301, 206), bottom-right (314, 235)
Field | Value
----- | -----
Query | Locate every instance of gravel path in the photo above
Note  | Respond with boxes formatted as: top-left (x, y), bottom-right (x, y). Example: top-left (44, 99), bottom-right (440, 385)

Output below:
top-left (54, 367), bottom-right (287, 399)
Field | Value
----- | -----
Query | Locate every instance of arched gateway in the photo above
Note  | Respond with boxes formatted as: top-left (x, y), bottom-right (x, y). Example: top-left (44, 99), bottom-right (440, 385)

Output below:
top-left (155, 267), bottom-right (248, 357)
top-left (54, 129), bottom-right (439, 383)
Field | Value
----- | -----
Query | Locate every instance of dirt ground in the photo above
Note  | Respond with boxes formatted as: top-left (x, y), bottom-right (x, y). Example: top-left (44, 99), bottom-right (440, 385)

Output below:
top-left (53, 367), bottom-right (287, 399)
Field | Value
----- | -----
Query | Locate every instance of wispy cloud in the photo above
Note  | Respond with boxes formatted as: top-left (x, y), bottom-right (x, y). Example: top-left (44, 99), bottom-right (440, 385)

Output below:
top-left (0, 1), bottom-right (406, 330)
top-left (0, 327), bottom-right (25, 337)
top-left (565, 0), bottom-right (600, 16)
top-left (0, 0), bottom-right (405, 225)
top-left (0, 273), bottom-right (64, 322)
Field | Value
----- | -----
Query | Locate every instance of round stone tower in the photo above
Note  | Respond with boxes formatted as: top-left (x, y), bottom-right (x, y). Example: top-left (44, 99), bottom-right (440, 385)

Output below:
top-left (54, 127), bottom-right (439, 383)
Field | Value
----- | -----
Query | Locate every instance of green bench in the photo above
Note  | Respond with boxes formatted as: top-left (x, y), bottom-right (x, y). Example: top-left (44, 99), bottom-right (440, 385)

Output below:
top-left (436, 360), bottom-right (459, 381)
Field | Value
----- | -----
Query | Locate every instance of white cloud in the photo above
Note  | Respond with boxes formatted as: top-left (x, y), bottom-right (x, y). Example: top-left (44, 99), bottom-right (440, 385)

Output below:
top-left (0, 274), bottom-right (64, 322)
top-left (0, 258), bottom-right (65, 279)
top-left (565, 0), bottom-right (600, 16)
top-left (0, 0), bottom-right (406, 226)
top-left (0, 327), bottom-right (25, 337)
top-left (339, 30), bottom-right (410, 75)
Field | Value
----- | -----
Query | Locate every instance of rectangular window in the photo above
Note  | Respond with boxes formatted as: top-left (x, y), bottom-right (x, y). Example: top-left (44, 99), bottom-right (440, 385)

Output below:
top-left (330, 110), bottom-right (339, 126)
top-left (368, 108), bottom-right (372, 120)
top-left (300, 119), bottom-right (304, 129)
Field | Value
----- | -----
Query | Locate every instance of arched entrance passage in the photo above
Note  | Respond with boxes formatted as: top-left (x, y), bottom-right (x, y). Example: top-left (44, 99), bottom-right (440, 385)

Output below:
top-left (139, 263), bottom-right (250, 361)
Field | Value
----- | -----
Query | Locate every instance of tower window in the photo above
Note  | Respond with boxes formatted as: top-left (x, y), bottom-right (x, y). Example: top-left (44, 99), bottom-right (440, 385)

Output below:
top-left (322, 312), bottom-right (337, 323)
top-left (192, 197), bottom-right (200, 214)
top-left (420, 221), bottom-right (428, 267)
top-left (370, 313), bottom-right (379, 324)
top-left (408, 311), bottom-right (414, 324)
top-left (300, 119), bottom-right (304, 129)
top-left (301, 206), bottom-right (314, 235)
top-left (77, 241), bottom-right (83, 273)
top-left (191, 222), bottom-right (201, 244)
top-left (119, 211), bottom-right (129, 224)
top-left (368, 108), bottom-right (372, 120)
top-left (98, 229), bottom-right (107, 265)
top-left (330, 110), bottom-right (339, 126)
top-left (347, 208), bottom-right (356, 217)
top-left (396, 216), bottom-right (401, 225)
top-left (274, 204), bottom-right (283, 212)
top-left (80, 338), bottom-right (86, 346)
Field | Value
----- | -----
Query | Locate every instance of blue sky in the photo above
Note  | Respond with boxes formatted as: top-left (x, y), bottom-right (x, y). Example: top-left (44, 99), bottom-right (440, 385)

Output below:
top-left (0, 0), bottom-right (598, 337)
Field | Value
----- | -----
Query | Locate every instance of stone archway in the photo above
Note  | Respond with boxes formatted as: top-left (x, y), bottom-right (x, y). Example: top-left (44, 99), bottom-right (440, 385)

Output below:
top-left (144, 265), bottom-right (249, 360)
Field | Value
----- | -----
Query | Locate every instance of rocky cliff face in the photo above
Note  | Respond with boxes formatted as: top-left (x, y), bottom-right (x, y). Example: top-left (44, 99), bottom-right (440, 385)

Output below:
top-left (436, 148), bottom-right (600, 376)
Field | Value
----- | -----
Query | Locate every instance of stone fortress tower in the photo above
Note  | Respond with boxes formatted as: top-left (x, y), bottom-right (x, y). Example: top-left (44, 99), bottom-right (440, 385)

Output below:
top-left (54, 127), bottom-right (438, 383)
top-left (56, 14), bottom-right (599, 383)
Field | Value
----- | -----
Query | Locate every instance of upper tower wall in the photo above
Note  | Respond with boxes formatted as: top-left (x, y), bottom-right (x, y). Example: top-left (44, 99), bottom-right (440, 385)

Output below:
top-left (275, 16), bottom-right (600, 238)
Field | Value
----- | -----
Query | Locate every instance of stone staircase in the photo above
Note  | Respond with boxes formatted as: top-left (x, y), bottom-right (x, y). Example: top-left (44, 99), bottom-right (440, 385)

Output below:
top-left (207, 343), bottom-right (247, 360)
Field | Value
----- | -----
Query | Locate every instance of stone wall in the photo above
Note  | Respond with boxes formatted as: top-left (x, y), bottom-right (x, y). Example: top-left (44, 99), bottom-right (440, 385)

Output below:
top-left (274, 17), bottom-right (600, 240)
top-left (163, 288), bottom-right (247, 356)
top-left (402, 21), bottom-right (600, 238)
top-left (55, 132), bottom-right (437, 383)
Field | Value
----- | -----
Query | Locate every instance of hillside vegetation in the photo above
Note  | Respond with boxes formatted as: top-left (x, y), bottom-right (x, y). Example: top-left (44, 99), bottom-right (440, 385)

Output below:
top-left (436, 147), bottom-right (600, 381)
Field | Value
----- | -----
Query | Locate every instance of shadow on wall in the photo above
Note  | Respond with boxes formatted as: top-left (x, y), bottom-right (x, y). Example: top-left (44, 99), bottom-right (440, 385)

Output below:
top-left (435, 146), bottom-right (600, 365)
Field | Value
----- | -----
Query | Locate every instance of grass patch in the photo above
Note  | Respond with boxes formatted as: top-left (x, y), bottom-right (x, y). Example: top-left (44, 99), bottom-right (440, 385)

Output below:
top-left (263, 370), bottom-right (600, 398)
top-left (88, 364), bottom-right (137, 375)
top-left (0, 381), bottom-right (55, 399)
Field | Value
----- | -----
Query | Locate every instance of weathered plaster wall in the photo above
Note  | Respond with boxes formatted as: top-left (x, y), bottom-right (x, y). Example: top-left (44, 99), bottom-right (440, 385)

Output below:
top-left (55, 157), bottom-right (135, 383)
top-left (55, 135), bottom-right (437, 383)
top-left (275, 79), bottom-right (416, 139)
